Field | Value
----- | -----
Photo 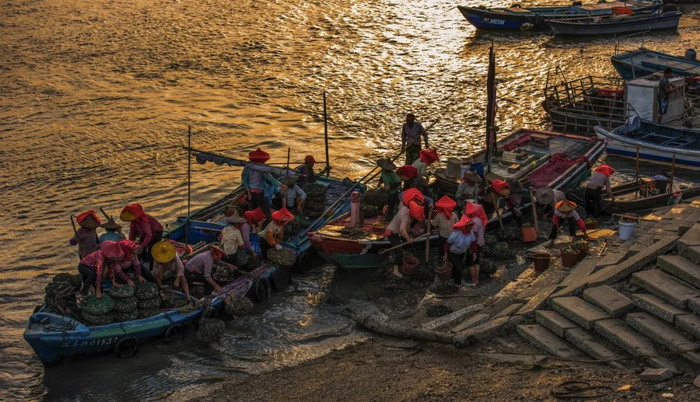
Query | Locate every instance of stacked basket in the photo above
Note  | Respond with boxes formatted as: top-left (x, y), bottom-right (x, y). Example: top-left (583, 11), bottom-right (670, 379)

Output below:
top-left (135, 282), bottom-right (161, 318)
top-left (108, 285), bottom-right (138, 322)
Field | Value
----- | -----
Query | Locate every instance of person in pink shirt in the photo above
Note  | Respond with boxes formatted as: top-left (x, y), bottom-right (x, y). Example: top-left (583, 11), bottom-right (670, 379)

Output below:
top-left (151, 240), bottom-right (190, 299)
top-left (120, 203), bottom-right (163, 266)
top-left (77, 241), bottom-right (124, 300)
top-left (241, 207), bottom-right (266, 258)
top-left (70, 210), bottom-right (101, 259)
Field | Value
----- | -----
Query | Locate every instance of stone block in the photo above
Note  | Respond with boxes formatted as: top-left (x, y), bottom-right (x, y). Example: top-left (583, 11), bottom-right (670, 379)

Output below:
top-left (657, 255), bottom-right (700, 289)
top-left (516, 324), bottom-right (584, 359)
top-left (676, 314), bottom-right (700, 340)
top-left (535, 310), bottom-right (578, 338)
top-left (687, 246), bottom-right (700, 265)
top-left (689, 297), bottom-right (700, 315)
top-left (450, 313), bottom-right (489, 334)
top-left (594, 318), bottom-right (657, 357)
top-left (645, 357), bottom-right (681, 375)
top-left (421, 304), bottom-right (484, 331)
top-left (463, 316), bottom-right (510, 339)
top-left (582, 285), bottom-right (634, 317)
top-left (677, 224), bottom-right (700, 256)
top-left (587, 236), bottom-right (677, 287)
top-left (551, 297), bottom-right (609, 330)
top-left (564, 328), bottom-right (625, 368)
top-left (493, 303), bottom-right (524, 319)
top-left (629, 293), bottom-right (687, 323)
top-left (626, 312), bottom-right (700, 353)
top-left (516, 285), bottom-right (558, 317)
top-left (640, 368), bottom-right (673, 383)
top-left (631, 269), bottom-right (699, 308)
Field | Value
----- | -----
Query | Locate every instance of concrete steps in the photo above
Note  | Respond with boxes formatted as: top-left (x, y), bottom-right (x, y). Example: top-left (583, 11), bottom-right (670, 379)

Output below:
top-left (658, 255), bottom-right (700, 289)
top-left (630, 293), bottom-right (687, 323)
top-left (535, 310), bottom-right (577, 338)
top-left (582, 285), bottom-right (634, 317)
top-left (626, 312), bottom-right (700, 364)
top-left (551, 297), bottom-right (609, 330)
top-left (516, 324), bottom-right (585, 359)
top-left (593, 318), bottom-right (658, 358)
top-left (676, 314), bottom-right (700, 340)
top-left (630, 269), bottom-right (700, 308)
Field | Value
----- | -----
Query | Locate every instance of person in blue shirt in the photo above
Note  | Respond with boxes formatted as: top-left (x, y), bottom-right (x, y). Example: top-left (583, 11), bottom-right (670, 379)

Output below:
top-left (445, 215), bottom-right (476, 287)
top-left (99, 218), bottom-right (126, 243)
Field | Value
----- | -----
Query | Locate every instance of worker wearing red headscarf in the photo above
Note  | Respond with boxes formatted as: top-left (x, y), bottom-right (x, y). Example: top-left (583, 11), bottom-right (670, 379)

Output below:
top-left (431, 196), bottom-right (458, 256)
top-left (385, 189), bottom-right (425, 277)
top-left (412, 149), bottom-right (438, 179)
top-left (445, 215), bottom-right (476, 287)
top-left (259, 207), bottom-right (295, 259)
top-left (486, 178), bottom-right (524, 228)
top-left (110, 238), bottom-right (160, 287)
top-left (76, 241), bottom-right (125, 300)
top-left (585, 164), bottom-right (615, 215)
top-left (551, 200), bottom-right (586, 240)
top-left (70, 210), bottom-right (102, 259)
top-left (120, 203), bottom-right (164, 265)
top-left (242, 148), bottom-right (274, 218)
top-left (464, 201), bottom-right (488, 280)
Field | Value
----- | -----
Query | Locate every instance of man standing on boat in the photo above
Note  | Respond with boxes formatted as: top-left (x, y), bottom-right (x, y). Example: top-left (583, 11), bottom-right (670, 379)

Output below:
top-left (401, 114), bottom-right (428, 165)
top-left (657, 67), bottom-right (677, 123)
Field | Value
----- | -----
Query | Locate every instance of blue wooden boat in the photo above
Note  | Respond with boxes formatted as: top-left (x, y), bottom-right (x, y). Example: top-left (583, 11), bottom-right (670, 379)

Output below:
top-left (546, 10), bottom-right (681, 36)
top-left (611, 47), bottom-right (700, 80)
top-left (595, 117), bottom-right (700, 169)
top-left (456, 1), bottom-right (660, 30)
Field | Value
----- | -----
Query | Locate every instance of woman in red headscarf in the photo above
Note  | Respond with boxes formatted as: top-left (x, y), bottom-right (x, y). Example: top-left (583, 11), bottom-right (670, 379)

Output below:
top-left (445, 215), bottom-right (476, 287)
top-left (76, 241), bottom-right (125, 300)
top-left (258, 207), bottom-right (295, 259)
top-left (431, 196), bottom-right (458, 256)
top-left (412, 149), bottom-right (438, 179)
top-left (120, 203), bottom-right (163, 266)
top-left (398, 164), bottom-right (432, 197)
top-left (70, 210), bottom-right (102, 259)
top-left (242, 148), bottom-right (274, 218)
top-left (242, 207), bottom-right (266, 257)
top-left (585, 164), bottom-right (615, 215)
top-left (385, 189), bottom-right (425, 277)
top-left (464, 201), bottom-right (488, 283)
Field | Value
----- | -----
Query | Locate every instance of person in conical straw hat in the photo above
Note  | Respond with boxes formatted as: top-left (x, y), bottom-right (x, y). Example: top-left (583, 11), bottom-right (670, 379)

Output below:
top-left (152, 240), bottom-right (190, 299)
top-left (70, 210), bottom-right (102, 259)
top-left (456, 170), bottom-right (482, 209)
top-left (535, 187), bottom-right (566, 219)
top-left (377, 158), bottom-right (401, 219)
top-left (431, 195), bottom-right (458, 257)
top-left (550, 200), bottom-right (586, 241)
top-left (277, 175), bottom-right (307, 214)
top-left (100, 218), bottom-right (126, 243)
top-left (585, 163), bottom-right (615, 216)
top-left (445, 215), bottom-right (476, 287)
top-left (220, 213), bottom-right (246, 264)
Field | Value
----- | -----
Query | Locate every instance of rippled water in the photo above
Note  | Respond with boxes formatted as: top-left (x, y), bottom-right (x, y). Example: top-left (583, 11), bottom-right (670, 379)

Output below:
top-left (1, 0), bottom-right (699, 399)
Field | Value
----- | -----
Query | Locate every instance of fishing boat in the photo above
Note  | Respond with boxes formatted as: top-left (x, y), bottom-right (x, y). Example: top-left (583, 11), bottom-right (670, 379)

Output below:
top-left (543, 73), bottom-right (627, 135)
top-left (611, 47), bottom-right (700, 80)
top-left (545, 10), bottom-right (682, 37)
top-left (456, 1), bottom-right (661, 30)
top-left (594, 117), bottom-right (700, 169)
top-left (569, 179), bottom-right (700, 214)
top-left (310, 129), bottom-right (604, 269)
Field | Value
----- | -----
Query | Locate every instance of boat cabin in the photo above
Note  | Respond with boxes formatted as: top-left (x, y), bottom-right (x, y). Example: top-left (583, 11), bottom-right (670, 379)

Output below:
top-left (625, 73), bottom-right (686, 124)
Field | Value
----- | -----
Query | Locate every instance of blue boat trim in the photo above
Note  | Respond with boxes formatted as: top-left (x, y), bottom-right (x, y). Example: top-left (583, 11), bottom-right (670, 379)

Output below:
top-left (604, 147), bottom-right (700, 167)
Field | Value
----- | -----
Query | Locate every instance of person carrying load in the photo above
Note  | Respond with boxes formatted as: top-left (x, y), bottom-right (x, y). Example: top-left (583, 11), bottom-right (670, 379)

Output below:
top-left (455, 171), bottom-right (482, 210)
top-left (297, 154), bottom-right (330, 188)
top-left (259, 207), bottom-right (295, 259)
top-left (120, 203), bottom-right (163, 266)
top-left (70, 210), bottom-right (102, 259)
top-left (151, 240), bottom-right (190, 299)
top-left (550, 200), bottom-right (587, 240)
top-left (431, 195), bottom-right (459, 257)
top-left (242, 207), bottom-right (266, 257)
top-left (585, 164), bottom-right (615, 216)
top-left (386, 188), bottom-right (425, 278)
top-left (535, 187), bottom-right (566, 220)
top-left (112, 239), bottom-right (159, 286)
top-left (464, 201), bottom-right (488, 284)
top-left (276, 175), bottom-right (307, 214)
top-left (99, 217), bottom-right (125, 243)
top-left (487, 179), bottom-right (524, 227)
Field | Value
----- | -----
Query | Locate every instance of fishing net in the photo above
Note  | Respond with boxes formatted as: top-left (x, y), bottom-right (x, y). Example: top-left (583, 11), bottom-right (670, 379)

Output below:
top-left (234, 249), bottom-right (250, 268)
top-left (138, 296), bottom-right (161, 310)
top-left (197, 319), bottom-right (226, 344)
top-left (283, 215), bottom-right (310, 238)
top-left (113, 296), bottom-right (138, 313)
top-left (114, 310), bottom-right (139, 322)
top-left (81, 294), bottom-right (115, 315)
top-left (161, 291), bottom-right (190, 308)
top-left (339, 227), bottom-right (369, 239)
top-left (81, 311), bottom-right (114, 326)
top-left (44, 279), bottom-right (80, 318)
top-left (267, 247), bottom-right (296, 266)
top-left (138, 309), bottom-right (160, 319)
top-left (224, 297), bottom-right (254, 316)
top-left (134, 282), bottom-right (159, 300)
top-left (191, 286), bottom-right (205, 299)
top-left (106, 285), bottom-right (135, 299)
top-left (361, 189), bottom-right (389, 208)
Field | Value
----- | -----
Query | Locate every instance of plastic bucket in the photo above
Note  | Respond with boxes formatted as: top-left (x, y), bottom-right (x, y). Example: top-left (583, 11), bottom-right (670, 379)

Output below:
top-left (561, 252), bottom-right (578, 268)
top-left (401, 254), bottom-right (420, 276)
top-left (618, 220), bottom-right (636, 241)
top-left (521, 227), bottom-right (537, 243)
top-left (434, 261), bottom-right (453, 281)
top-left (532, 253), bottom-right (551, 273)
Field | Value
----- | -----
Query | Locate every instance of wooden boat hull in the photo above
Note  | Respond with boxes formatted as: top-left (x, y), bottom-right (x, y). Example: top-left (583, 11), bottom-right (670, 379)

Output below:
top-left (594, 123), bottom-right (700, 170)
top-left (457, 2), bottom-right (660, 30)
top-left (547, 12), bottom-right (681, 37)
top-left (611, 47), bottom-right (700, 80)
top-left (569, 180), bottom-right (700, 213)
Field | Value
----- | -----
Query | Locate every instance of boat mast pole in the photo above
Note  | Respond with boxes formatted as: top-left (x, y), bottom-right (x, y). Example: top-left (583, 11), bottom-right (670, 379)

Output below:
top-left (485, 43), bottom-right (497, 174)
top-left (186, 125), bottom-right (191, 245)
top-left (323, 91), bottom-right (330, 175)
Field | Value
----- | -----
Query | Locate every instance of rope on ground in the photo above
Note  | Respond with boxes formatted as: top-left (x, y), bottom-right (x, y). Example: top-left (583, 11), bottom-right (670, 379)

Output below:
top-left (551, 380), bottom-right (613, 399)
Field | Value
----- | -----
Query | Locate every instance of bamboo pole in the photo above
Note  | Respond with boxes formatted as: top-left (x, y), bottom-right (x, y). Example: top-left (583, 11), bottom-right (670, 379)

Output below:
top-left (323, 91), bottom-right (330, 175)
top-left (70, 215), bottom-right (78, 237)
top-left (185, 126), bottom-right (191, 245)
top-left (425, 206), bottom-right (433, 263)
top-left (378, 233), bottom-right (431, 254)
top-left (635, 145), bottom-right (640, 197)
top-left (99, 207), bottom-right (111, 222)
top-left (490, 192), bottom-right (505, 232)
top-left (529, 189), bottom-right (539, 238)
top-left (669, 154), bottom-right (676, 194)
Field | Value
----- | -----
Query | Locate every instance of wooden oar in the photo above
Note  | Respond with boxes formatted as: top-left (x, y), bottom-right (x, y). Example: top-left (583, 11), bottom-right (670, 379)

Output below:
top-left (99, 207), bottom-right (112, 222)
top-left (378, 233), bottom-right (431, 254)
top-left (70, 215), bottom-right (79, 237)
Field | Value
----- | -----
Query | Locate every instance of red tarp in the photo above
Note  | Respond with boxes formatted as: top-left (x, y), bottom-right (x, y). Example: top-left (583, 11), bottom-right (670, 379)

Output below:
top-left (526, 153), bottom-right (588, 188)
top-left (502, 134), bottom-right (531, 151)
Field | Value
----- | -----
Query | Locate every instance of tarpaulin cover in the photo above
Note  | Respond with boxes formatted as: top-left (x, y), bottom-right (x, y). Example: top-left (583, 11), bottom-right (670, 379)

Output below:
top-left (526, 153), bottom-right (587, 188)
top-left (502, 134), bottom-right (531, 151)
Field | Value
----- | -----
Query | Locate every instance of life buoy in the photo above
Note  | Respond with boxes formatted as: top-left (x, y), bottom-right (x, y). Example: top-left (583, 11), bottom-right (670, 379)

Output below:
top-left (114, 335), bottom-right (140, 358)
top-left (253, 278), bottom-right (271, 302)
top-left (163, 324), bottom-right (184, 344)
